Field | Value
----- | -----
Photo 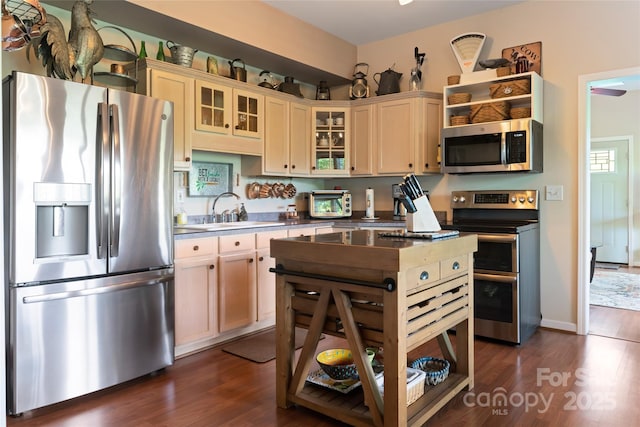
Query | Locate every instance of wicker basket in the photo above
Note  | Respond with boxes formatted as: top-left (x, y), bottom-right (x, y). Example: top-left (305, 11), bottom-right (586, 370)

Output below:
top-left (448, 93), bottom-right (471, 105)
top-left (450, 115), bottom-right (470, 126)
top-left (496, 66), bottom-right (511, 77)
top-left (447, 75), bottom-right (460, 85)
top-left (489, 79), bottom-right (530, 99)
top-left (470, 101), bottom-right (510, 123)
top-left (410, 357), bottom-right (450, 386)
top-left (510, 107), bottom-right (531, 119)
top-left (376, 367), bottom-right (426, 406)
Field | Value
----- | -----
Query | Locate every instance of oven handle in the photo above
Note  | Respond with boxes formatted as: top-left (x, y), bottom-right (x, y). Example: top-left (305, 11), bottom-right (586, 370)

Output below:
top-left (475, 272), bottom-right (517, 283)
top-left (476, 234), bottom-right (517, 244)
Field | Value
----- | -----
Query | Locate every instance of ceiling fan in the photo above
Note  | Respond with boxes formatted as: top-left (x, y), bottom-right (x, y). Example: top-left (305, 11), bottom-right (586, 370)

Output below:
top-left (590, 87), bottom-right (627, 96)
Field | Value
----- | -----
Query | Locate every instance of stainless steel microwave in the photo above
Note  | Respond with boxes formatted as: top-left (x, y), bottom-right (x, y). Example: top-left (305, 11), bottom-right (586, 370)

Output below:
top-left (308, 190), bottom-right (352, 218)
top-left (441, 119), bottom-right (543, 174)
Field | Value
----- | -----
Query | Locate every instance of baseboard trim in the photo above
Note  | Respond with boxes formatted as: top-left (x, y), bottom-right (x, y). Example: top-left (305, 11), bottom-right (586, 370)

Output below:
top-left (541, 318), bottom-right (577, 333)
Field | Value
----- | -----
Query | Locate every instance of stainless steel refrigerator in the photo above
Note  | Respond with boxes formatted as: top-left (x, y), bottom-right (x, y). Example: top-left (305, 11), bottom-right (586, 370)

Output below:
top-left (2, 71), bottom-right (175, 415)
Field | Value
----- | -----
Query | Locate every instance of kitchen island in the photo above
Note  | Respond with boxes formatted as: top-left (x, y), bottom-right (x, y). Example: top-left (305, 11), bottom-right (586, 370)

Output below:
top-left (270, 229), bottom-right (477, 426)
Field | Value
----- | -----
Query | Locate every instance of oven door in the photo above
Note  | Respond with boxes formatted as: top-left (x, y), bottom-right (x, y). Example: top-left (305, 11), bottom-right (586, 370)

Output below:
top-left (475, 234), bottom-right (518, 273)
top-left (474, 272), bottom-right (520, 343)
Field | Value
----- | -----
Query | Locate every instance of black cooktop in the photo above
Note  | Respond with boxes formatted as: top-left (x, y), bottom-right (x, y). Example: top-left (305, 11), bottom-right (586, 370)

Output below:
top-left (441, 220), bottom-right (539, 234)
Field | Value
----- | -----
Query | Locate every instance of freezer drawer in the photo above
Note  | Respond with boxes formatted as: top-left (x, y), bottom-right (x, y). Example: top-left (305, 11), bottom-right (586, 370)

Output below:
top-left (7, 270), bottom-right (174, 415)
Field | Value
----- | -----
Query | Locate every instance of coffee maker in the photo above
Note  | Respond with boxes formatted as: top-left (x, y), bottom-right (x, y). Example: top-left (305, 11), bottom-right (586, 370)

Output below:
top-left (392, 184), bottom-right (407, 220)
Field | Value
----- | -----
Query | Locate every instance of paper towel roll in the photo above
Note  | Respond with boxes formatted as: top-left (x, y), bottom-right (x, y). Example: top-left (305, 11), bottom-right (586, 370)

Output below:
top-left (365, 188), bottom-right (375, 218)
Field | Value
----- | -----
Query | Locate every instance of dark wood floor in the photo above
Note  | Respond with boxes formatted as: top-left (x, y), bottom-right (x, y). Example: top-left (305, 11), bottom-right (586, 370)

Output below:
top-left (590, 266), bottom-right (640, 342)
top-left (7, 326), bottom-right (640, 426)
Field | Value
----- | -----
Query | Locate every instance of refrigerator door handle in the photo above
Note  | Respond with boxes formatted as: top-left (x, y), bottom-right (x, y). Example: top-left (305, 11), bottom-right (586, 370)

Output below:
top-left (22, 276), bottom-right (172, 303)
top-left (110, 103), bottom-right (121, 257)
top-left (97, 103), bottom-right (109, 259)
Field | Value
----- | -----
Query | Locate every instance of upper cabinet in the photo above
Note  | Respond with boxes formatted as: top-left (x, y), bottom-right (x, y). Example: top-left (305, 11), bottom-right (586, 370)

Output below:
top-left (192, 82), bottom-right (264, 155)
top-left (350, 104), bottom-right (374, 176)
top-left (311, 107), bottom-right (350, 176)
top-left (139, 67), bottom-right (194, 171)
top-left (443, 71), bottom-right (543, 128)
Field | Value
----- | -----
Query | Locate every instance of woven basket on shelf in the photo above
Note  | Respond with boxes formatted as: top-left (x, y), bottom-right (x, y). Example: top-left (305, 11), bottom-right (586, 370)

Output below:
top-left (470, 101), bottom-right (510, 123)
top-left (447, 75), bottom-right (460, 85)
top-left (496, 66), bottom-right (511, 77)
top-left (489, 79), bottom-right (530, 99)
top-left (510, 107), bottom-right (531, 119)
top-left (447, 93), bottom-right (471, 105)
top-left (450, 115), bottom-right (470, 126)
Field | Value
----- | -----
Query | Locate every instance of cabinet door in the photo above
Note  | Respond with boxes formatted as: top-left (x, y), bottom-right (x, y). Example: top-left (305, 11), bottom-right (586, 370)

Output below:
top-left (218, 252), bottom-right (257, 332)
top-left (350, 104), bottom-right (374, 176)
top-left (418, 98), bottom-right (443, 174)
top-left (263, 97), bottom-right (289, 175)
top-left (149, 69), bottom-right (193, 171)
top-left (174, 258), bottom-right (217, 346)
top-left (194, 80), bottom-right (232, 135)
top-left (289, 102), bottom-right (311, 175)
top-left (256, 248), bottom-right (276, 321)
top-left (233, 89), bottom-right (264, 140)
top-left (311, 107), bottom-right (350, 176)
top-left (376, 98), bottom-right (415, 174)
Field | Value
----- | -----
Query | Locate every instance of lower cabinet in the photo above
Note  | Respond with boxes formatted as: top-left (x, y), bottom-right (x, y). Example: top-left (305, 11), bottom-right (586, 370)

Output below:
top-left (218, 250), bottom-right (257, 332)
top-left (174, 237), bottom-right (218, 357)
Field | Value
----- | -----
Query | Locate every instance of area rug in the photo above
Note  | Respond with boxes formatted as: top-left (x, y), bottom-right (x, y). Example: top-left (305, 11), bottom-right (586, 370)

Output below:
top-left (590, 270), bottom-right (640, 311)
top-left (595, 262), bottom-right (620, 270)
top-left (222, 327), bottom-right (323, 363)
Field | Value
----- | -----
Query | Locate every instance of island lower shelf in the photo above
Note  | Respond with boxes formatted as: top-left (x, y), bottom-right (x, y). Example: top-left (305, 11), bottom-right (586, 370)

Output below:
top-left (271, 229), bottom-right (478, 426)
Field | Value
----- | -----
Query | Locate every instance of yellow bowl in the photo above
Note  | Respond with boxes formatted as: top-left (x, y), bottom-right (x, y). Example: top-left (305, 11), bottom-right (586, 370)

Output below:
top-left (316, 349), bottom-right (357, 380)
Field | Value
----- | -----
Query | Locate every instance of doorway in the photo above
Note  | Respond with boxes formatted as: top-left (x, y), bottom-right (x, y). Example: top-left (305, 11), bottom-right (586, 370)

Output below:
top-left (577, 66), bottom-right (640, 336)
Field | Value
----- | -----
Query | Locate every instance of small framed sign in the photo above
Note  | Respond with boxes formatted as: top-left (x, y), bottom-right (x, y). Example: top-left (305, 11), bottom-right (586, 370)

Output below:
top-left (502, 41), bottom-right (542, 75)
top-left (188, 161), bottom-right (233, 197)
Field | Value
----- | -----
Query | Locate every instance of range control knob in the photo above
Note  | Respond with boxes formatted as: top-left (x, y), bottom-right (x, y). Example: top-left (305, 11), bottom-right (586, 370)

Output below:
top-left (452, 196), bottom-right (459, 203)
top-left (519, 197), bottom-right (526, 203)
top-left (528, 196), bottom-right (535, 203)
top-left (459, 196), bottom-right (466, 203)
top-left (511, 196), bottom-right (517, 203)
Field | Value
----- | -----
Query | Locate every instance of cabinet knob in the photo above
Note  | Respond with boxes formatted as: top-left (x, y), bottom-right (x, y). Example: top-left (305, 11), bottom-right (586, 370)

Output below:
top-left (284, 164), bottom-right (288, 169)
top-left (235, 125), bottom-right (240, 130)
top-left (420, 271), bottom-right (429, 281)
top-left (209, 265), bottom-right (215, 270)
top-left (291, 165), bottom-right (295, 169)
top-left (408, 163), bottom-right (413, 168)
top-left (312, 166), bottom-right (316, 170)
top-left (249, 258), bottom-right (254, 263)
top-left (185, 157), bottom-right (191, 162)
top-left (258, 256), bottom-right (264, 261)
top-left (424, 163), bottom-right (429, 168)
top-left (452, 261), bottom-right (460, 270)
top-left (225, 124), bottom-right (230, 128)
top-left (193, 245), bottom-right (199, 251)
top-left (351, 166), bottom-right (355, 171)
top-left (235, 241), bottom-right (240, 246)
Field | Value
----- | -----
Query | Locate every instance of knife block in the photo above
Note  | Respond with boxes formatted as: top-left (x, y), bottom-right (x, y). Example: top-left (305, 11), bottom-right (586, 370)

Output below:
top-left (406, 195), bottom-right (441, 232)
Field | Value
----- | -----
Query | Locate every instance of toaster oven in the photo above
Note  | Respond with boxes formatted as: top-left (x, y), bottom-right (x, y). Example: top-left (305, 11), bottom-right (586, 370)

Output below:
top-left (308, 190), bottom-right (352, 218)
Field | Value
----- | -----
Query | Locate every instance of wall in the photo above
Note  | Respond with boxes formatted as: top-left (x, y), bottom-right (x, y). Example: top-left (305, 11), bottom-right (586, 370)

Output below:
top-left (591, 90), bottom-right (640, 265)
top-left (2, 1), bottom-right (639, 332)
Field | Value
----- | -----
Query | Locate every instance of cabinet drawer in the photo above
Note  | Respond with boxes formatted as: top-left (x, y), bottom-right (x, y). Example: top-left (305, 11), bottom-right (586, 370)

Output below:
top-left (288, 227), bottom-right (317, 237)
top-left (219, 233), bottom-right (256, 253)
top-left (175, 237), bottom-right (217, 259)
top-left (405, 262), bottom-right (441, 293)
top-left (256, 229), bottom-right (288, 249)
top-left (440, 255), bottom-right (468, 279)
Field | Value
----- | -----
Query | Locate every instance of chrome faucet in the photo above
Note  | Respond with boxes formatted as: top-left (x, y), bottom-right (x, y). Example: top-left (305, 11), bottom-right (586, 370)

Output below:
top-left (212, 192), bottom-right (240, 221)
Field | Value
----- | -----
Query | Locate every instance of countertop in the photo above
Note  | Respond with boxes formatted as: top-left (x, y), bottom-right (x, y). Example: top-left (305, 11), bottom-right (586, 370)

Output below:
top-left (173, 217), bottom-right (407, 239)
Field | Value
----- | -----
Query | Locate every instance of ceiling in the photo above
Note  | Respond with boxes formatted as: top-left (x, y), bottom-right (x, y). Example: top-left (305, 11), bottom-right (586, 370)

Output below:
top-left (262, 0), bottom-right (526, 46)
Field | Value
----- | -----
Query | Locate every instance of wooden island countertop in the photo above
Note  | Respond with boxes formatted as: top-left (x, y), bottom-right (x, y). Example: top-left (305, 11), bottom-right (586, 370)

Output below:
top-left (270, 229), bottom-right (477, 427)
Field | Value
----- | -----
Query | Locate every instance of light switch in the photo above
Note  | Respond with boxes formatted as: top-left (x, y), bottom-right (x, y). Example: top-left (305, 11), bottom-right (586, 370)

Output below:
top-left (545, 185), bottom-right (563, 201)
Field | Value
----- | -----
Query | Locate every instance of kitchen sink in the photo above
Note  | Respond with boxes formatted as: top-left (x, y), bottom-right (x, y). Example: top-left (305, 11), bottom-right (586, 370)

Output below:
top-left (175, 221), bottom-right (285, 231)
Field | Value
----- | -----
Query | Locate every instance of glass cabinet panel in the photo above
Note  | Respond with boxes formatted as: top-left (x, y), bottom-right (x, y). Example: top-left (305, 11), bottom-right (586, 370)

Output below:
top-left (195, 81), bottom-right (231, 135)
top-left (233, 90), bottom-right (263, 139)
top-left (312, 108), bottom-right (349, 175)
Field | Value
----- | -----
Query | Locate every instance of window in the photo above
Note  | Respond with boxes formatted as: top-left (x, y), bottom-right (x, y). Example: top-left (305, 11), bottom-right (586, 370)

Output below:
top-left (590, 149), bottom-right (615, 173)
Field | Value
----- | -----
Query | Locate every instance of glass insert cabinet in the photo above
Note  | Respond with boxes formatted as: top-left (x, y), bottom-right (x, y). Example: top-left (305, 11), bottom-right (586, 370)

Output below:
top-left (312, 107), bottom-right (350, 175)
top-left (195, 80), bottom-right (263, 140)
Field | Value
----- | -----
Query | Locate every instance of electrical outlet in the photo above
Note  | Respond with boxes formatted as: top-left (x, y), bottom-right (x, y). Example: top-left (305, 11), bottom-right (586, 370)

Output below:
top-left (545, 185), bottom-right (563, 201)
top-left (177, 189), bottom-right (186, 203)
